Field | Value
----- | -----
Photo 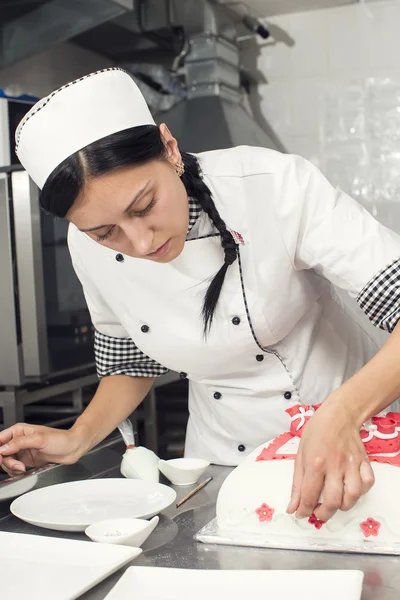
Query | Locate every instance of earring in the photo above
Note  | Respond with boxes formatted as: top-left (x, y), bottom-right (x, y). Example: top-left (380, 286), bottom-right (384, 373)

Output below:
top-left (175, 161), bottom-right (185, 177)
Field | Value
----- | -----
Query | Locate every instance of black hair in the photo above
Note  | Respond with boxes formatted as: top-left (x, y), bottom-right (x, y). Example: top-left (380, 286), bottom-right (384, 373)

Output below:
top-left (40, 125), bottom-right (238, 335)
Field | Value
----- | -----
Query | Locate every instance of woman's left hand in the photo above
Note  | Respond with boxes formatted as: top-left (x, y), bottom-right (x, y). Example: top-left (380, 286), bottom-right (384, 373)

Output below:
top-left (286, 394), bottom-right (375, 522)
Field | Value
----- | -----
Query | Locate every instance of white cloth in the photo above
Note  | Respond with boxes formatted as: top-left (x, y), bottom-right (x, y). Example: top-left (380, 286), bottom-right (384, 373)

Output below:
top-left (68, 146), bottom-right (400, 465)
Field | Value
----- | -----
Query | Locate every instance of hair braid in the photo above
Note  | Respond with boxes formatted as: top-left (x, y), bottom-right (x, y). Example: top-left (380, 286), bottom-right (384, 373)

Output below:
top-left (181, 152), bottom-right (238, 336)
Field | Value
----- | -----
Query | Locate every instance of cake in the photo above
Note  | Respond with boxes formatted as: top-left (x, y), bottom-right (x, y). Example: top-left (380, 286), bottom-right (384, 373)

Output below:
top-left (216, 404), bottom-right (400, 546)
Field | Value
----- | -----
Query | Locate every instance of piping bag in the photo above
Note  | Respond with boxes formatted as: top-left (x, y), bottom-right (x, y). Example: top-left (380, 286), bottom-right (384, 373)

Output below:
top-left (118, 419), bottom-right (160, 483)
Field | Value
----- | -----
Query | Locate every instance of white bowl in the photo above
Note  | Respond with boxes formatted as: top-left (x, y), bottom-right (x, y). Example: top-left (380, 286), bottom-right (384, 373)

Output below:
top-left (158, 458), bottom-right (210, 486)
top-left (120, 447), bottom-right (160, 483)
top-left (85, 516), bottom-right (159, 547)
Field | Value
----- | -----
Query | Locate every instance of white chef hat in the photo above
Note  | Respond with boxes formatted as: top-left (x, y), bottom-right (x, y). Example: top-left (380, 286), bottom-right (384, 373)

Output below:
top-left (15, 67), bottom-right (156, 189)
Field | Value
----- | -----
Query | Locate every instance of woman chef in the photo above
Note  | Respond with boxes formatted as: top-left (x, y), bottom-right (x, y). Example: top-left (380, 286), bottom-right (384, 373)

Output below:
top-left (1, 68), bottom-right (400, 524)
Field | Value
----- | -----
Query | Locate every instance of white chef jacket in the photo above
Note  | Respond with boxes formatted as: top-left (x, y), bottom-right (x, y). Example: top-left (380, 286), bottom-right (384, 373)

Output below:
top-left (68, 146), bottom-right (400, 466)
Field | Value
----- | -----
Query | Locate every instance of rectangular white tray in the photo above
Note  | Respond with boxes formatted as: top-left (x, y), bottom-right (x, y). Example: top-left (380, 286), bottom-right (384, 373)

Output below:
top-left (195, 517), bottom-right (400, 555)
top-left (0, 531), bottom-right (141, 600)
top-left (105, 565), bottom-right (364, 600)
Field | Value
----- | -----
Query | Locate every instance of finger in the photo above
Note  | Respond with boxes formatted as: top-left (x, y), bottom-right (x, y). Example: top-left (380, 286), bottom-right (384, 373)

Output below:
top-left (0, 433), bottom-right (44, 456)
top-left (2, 456), bottom-right (26, 473)
top-left (360, 459), bottom-right (375, 495)
top-left (1, 459), bottom-right (24, 477)
top-left (287, 452), bottom-right (304, 514)
top-left (295, 465), bottom-right (325, 519)
top-left (0, 424), bottom-right (34, 446)
top-left (2, 466), bottom-right (24, 478)
top-left (0, 426), bottom-right (18, 446)
top-left (340, 455), bottom-right (363, 512)
top-left (314, 475), bottom-right (344, 521)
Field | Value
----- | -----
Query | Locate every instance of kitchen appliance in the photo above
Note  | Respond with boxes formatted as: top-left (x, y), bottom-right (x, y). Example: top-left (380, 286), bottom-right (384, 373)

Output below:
top-left (0, 95), bottom-right (35, 166)
top-left (0, 95), bottom-right (97, 427)
top-left (0, 167), bottom-right (95, 387)
top-left (0, 94), bottom-right (94, 390)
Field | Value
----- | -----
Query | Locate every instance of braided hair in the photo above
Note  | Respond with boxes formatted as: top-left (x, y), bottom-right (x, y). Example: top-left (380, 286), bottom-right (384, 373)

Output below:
top-left (181, 152), bottom-right (238, 335)
top-left (40, 125), bottom-right (238, 335)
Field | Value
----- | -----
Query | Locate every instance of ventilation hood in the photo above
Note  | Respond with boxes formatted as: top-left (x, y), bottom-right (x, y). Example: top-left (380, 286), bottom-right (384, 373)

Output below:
top-left (135, 0), bottom-right (285, 153)
top-left (153, 31), bottom-right (284, 153)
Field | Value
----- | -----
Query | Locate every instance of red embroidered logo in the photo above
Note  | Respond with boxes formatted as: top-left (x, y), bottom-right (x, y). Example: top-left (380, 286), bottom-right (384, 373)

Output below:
top-left (308, 513), bottom-right (326, 530)
top-left (255, 503), bottom-right (274, 522)
top-left (230, 230), bottom-right (245, 245)
top-left (360, 518), bottom-right (381, 537)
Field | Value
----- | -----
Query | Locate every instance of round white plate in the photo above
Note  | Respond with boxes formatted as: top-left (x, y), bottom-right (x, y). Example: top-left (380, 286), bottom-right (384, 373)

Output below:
top-left (10, 478), bottom-right (176, 532)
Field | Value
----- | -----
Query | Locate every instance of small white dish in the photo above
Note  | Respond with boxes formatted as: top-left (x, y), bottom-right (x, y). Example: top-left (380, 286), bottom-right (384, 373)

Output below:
top-left (85, 516), bottom-right (159, 547)
top-left (158, 458), bottom-right (210, 486)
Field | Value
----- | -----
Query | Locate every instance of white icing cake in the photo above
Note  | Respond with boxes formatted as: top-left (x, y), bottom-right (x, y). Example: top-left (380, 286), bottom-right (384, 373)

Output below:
top-left (216, 406), bottom-right (400, 545)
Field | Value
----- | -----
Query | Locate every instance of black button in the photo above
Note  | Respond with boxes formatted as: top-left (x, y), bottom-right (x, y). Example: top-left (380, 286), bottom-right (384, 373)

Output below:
top-left (238, 444), bottom-right (246, 452)
top-left (284, 391), bottom-right (292, 400)
top-left (179, 372), bottom-right (187, 379)
top-left (232, 316), bottom-right (241, 326)
top-left (214, 392), bottom-right (222, 400)
top-left (141, 325), bottom-right (149, 333)
top-left (115, 253), bottom-right (124, 262)
top-left (256, 354), bottom-right (264, 362)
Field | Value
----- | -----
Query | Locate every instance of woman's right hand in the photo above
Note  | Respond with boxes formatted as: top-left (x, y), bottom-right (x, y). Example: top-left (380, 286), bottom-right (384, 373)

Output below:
top-left (0, 423), bottom-right (84, 476)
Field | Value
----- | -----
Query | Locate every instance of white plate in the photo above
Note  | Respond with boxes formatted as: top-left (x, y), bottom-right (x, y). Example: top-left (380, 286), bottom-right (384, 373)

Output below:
top-left (11, 478), bottom-right (176, 532)
top-left (105, 566), bottom-right (364, 600)
top-left (0, 531), bottom-right (141, 600)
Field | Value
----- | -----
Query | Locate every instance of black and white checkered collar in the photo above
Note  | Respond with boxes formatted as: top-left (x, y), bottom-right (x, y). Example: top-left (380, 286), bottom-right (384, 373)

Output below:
top-left (187, 197), bottom-right (203, 237)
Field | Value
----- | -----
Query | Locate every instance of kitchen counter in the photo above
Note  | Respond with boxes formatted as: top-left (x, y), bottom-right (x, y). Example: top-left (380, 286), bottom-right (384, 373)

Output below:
top-left (1, 439), bottom-right (399, 599)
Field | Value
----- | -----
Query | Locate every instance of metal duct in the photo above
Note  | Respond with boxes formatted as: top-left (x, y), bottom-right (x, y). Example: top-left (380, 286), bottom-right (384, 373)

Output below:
top-left (155, 21), bottom-right (284, 153)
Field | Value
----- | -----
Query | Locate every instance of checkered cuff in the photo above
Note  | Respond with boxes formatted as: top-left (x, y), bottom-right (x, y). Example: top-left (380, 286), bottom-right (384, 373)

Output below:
top-left (94, 330), bottom-right (169, 378)
top-left (357, 257), bottom-right (400, 333)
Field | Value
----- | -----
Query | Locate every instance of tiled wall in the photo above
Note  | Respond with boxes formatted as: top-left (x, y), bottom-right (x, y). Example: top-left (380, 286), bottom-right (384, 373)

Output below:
top-left (249, 0), bottom-right (400, 165)
top-left (250, 0), bottom-right (400, 331)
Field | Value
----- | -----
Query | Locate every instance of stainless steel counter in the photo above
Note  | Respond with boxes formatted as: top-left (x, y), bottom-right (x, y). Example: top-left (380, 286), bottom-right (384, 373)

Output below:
top-left (1, 441), bottom-right (400, 599)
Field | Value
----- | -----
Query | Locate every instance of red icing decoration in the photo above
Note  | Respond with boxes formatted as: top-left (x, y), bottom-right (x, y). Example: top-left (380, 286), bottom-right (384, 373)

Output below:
top-left (386, 412), bottom-right (400, 427)
top-left (256, 447), bottom-right (273, 462)
top-left (369, 453), bottom-right (400, 467)
top-left (285, 405), bottom-right (313, 437)
top-left (360, 518), bottom-right (381, 537)
top-left (361, 417), bottom-right (400, 455)
top-left (372, 416), bottom-right (396, 434)
top-left (308, 513), bottom-right (326, 530)
top-left (254, 407), bottom-right (400, 467)
top-left (285, 405), bottom-right (311, 417)
top-left (255, 503), bottom-right (274, 522)
top-left (256, 432), bottom-right (296, 461)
